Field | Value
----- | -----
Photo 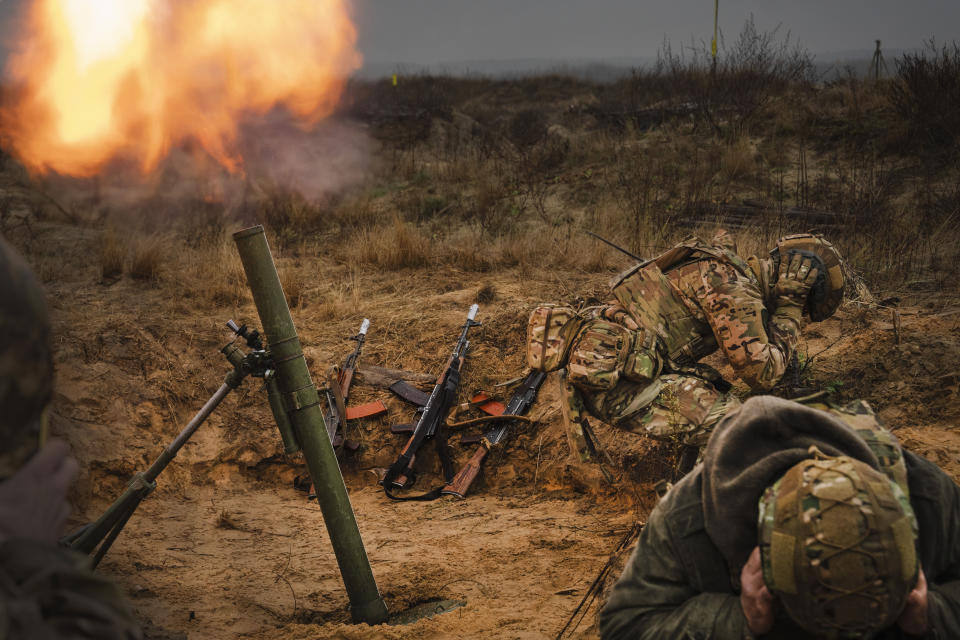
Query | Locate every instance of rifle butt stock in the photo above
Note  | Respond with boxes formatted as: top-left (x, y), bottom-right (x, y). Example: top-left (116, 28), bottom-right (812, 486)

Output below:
top-left (441, 446), bottom-right (489, 499)
top-left (339, 368), bottom-right (355, 398)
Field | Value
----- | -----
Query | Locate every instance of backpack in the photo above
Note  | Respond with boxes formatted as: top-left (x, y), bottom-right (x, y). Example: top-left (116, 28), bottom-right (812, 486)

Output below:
top-left (526, 305), bottom-right (583, 372)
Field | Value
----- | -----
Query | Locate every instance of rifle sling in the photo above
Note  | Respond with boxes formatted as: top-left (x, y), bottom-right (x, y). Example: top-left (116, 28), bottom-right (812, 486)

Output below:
top-left (667, 361), bottom-right (732, 393)
top-left (384, 484), bottom-right (446, 502)
top-left (381, 449), bottom-right (452, 502)
top-left (446, 414), bottom-right (533, 429)
top-left (436, 426), bottom-right (455, 484)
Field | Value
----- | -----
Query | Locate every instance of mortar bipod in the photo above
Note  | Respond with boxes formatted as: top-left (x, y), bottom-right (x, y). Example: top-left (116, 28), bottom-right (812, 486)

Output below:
top-left (60, 321), bottom-right (280, 567)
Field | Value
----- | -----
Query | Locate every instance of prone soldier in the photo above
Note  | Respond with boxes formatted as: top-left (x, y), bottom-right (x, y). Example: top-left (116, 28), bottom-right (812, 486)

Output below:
top-left (527, 231), bottom-right (846, 475)
top-left (0, 237), bottom-right (141, 640)
top-left (599, 395), bottom-right (960, 638)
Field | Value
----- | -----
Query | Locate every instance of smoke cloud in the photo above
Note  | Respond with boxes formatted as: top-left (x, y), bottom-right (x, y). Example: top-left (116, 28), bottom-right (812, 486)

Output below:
top-left (26, 108), bottom-right (372, 224)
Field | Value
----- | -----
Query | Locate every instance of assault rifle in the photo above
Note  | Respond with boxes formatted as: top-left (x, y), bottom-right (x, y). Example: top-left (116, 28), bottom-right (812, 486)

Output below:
top-left (441, 370), bottom-right (546, 498)
top-left (306, 318), bottom-right (386, 499)
top-left (323, 318), bottom-right (371, 448)
top-left (381, 304), bottom-right (480, 501)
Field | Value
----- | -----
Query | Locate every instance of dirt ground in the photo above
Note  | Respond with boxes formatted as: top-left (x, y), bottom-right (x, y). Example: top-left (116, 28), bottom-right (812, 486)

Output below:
top-left (12, 219), bottom-right (960, 639)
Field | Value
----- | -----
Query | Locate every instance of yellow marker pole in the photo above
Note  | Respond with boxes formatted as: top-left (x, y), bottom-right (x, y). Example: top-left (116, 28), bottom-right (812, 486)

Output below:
top-left (392, 73), bottom-right (398, 87)
top-left (711, 0), bottom-right (718, 76)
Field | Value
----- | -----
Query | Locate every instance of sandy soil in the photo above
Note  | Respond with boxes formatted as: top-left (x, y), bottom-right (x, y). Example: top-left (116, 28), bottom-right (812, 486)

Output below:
top-left (11, 220), bottom-right (960, 639)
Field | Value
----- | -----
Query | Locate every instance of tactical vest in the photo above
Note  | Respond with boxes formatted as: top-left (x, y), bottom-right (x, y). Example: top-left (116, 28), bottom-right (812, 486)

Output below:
top-left (609, 237), bottom-right (756, 369)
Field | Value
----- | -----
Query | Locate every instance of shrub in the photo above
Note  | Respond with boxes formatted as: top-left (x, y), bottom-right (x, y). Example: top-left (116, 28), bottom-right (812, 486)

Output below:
top-left (661, 17), bottom-right (815, 136)
top-left (891, 41), bottom-right (960, 153)
top-left (508, 109), bottom-right (548, 150)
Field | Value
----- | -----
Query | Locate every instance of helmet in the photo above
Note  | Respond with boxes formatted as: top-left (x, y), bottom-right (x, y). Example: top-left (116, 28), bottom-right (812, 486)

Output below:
top-left (0, 236), bottom-right (53, 478)
top-left (770, 234), bottom-right (845, 321)
top-left (758, 452), bottom-right (918, 638)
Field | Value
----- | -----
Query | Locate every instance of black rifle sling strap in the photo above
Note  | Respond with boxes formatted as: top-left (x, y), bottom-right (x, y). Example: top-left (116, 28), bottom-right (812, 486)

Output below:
top-left (435, 426), bottom-right (455, 483)
top-left (666, 360), bottom-right (732, 394)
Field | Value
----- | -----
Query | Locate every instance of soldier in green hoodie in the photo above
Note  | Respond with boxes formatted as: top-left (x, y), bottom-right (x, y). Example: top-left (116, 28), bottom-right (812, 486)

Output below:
top-left (0, 237), bottom-right (142, 640)
top-left (599, 395), bottom-right (960, 639)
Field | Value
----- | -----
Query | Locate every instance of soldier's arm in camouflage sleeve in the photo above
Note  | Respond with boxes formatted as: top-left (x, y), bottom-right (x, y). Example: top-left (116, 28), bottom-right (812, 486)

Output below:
top-left (598, 304), bottom-right (640, 330)
top-left (696, 259), bottom-right (800, 392)
top-left (599, 489), bottom-right (749, 640)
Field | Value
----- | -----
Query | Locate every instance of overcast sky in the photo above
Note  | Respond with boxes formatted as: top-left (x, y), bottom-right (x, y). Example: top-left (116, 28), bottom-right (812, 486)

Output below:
top-left (353, 0), bottom-right (958, 65)
top-left (0, 1), bottom-right (956, 70)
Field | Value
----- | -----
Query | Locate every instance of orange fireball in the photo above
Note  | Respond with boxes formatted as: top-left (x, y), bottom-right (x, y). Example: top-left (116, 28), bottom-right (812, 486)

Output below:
top-left (0, 0), bottom-right (362, 177)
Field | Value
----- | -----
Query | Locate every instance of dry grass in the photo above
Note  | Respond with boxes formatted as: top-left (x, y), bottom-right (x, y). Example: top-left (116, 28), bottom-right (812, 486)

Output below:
top-left (171, 232), bottom-right (249, 307)
top-left (342, 217), bottom-right (432, 270)
top-left (251, 59), bottom-right (960, 300)
top-left (129, 234), bottom-right (164, 282)
top-left (720, 137), bottom-right (756, 182)
top-left (280, 266), bottom-right (304, 309)
top-left (43, 37), bottom-right (960, 303)
top-left (99, 227), bottom-right (126, 280)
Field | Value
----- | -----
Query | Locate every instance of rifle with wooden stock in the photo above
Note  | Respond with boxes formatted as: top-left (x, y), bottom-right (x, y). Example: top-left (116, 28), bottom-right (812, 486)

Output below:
top-left (323, 318), bottom-right (372, 449)
top-left (307, 318), bottom-right (384, 499)
top-left (441, 369), bottom-right (546, 498)
top-left (381, 304), bottom-right (480, 501)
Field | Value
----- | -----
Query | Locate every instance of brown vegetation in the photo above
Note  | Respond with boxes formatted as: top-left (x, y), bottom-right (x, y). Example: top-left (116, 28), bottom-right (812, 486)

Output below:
top-left (4, 22), bottom-right (960, 640)
top-left (39, 25), bottom-right (959, 300)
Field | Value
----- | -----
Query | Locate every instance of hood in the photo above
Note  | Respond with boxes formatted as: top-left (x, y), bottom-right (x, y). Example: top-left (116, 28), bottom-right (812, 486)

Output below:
top-left (700, 395), bottom-right (879, 571)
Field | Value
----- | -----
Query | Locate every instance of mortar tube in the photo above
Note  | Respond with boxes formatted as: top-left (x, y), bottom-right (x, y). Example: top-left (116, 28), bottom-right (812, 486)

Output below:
top-left (232, 225), bottom-right (388, 625)
top-left (266, 374), bottom-right (301, 455)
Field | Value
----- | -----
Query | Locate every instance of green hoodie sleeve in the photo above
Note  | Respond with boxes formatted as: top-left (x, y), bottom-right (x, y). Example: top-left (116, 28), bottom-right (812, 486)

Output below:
top-left (0, 538), bottom-right (142, 640)
top-left (599, 490), bottom-right (750, 640)
top-left (906, 451), bottom-right (960, 638)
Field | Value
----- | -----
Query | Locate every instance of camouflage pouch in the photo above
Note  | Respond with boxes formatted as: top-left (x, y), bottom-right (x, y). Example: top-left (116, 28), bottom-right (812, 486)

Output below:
top-left (566, 319), bottom-right (631, 391)
top-left (526, 305), bottom-right (583, 372)
top-left (622, 326), bottom-right (662, 382)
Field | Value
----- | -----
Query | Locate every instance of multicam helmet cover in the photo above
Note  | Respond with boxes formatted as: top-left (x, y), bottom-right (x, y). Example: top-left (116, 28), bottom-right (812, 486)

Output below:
top-left (771, 233), bottom-right (846, 321)
top-left (0, 237), bottom-right (53, 478)
top-left (758, 450), bottom-right (918, 638)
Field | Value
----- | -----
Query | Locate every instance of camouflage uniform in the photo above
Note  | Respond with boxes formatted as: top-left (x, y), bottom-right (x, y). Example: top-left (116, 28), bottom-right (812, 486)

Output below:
top-left (599, 397), bottom-right (960, 639)
top-left (0, 237), bottom-right (142, 640)
top-left (562, 231), bottom-right (801, 458)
